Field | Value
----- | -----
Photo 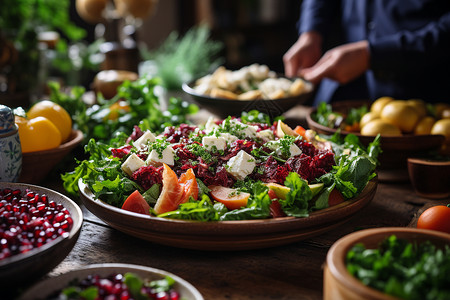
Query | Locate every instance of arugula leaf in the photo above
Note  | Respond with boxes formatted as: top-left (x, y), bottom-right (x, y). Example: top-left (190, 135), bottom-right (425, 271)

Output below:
top-left (280, 172), bottom-right (311, 217)
top-left (142, 184), bottom-right (161, 205)
top-left (157, 195), bottom-right (224, 221)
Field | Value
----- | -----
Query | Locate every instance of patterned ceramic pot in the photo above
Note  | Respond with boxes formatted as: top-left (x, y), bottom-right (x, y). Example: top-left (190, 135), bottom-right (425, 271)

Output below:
top-left (0, 105), bottom-right (22, 182)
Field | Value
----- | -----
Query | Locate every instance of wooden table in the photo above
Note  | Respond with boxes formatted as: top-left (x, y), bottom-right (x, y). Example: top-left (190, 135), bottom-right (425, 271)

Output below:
top-left (11, 106), bottom-right (449, 299)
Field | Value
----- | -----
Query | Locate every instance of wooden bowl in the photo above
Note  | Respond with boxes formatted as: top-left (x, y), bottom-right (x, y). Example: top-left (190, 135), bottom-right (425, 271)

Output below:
top-left (0, 182), bottom-right (83, 288)
top-left (182, 78), bottom-right (314, 119)
top-left (324, 227), bottom-right (450, 300)
top-left (18, 263), bottom-right (203, 300)
top-left (407, 158), bottom-right (450, 199)
top-left (306, 101), bottom-right (446, 182)
top-left (18, 129), bottom-right (83, 184)
top-left (78, 178), bottom-right (377, 251)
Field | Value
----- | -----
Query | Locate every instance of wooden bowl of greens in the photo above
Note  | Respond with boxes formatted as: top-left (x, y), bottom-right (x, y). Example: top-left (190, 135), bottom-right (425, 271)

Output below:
top-left (324, 227), bottom-right (450, 300)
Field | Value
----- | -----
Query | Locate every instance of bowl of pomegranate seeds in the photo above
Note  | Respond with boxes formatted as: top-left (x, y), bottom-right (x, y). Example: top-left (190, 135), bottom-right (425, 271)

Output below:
top-left (18, 263), bottom-right (203, 300)
top-left (0, 182), bottom-right (83, 287)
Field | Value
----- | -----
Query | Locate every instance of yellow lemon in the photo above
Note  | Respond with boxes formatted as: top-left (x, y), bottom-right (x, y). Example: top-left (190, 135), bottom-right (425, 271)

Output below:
top-left (407, 99), bottom-right (428, 119)
top-left (370, 96), bottom-right (394, 116)
top-left (15, 116), bottom-right (62, 153)
top-left (361, 119), bottom-right (402, 136)
top-left (431, 119), bottom-right (450, 145)
top-left (28, 100), bottom-right (72, 142)
top-left (414, 116), bottom-right (435, 135)
top-left (359, 112), bottom-right (379, 129)
top-left (380, 101), bottom-right (420, 133)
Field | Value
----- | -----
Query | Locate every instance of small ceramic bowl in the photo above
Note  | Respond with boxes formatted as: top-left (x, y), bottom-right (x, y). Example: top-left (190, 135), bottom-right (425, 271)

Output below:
top-left (407, 157), bottom-right (450, 199)
top-left (324, 227), bottom-right (450, 300)
top-left (18, 263), bottom-right (204, 300)
top-left (18, 129), bottom-right (83, 184)
top-left (0, 182), bottom-right (83, 288)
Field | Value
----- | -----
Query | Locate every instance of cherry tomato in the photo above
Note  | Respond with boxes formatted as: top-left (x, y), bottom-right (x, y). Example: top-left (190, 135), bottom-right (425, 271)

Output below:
top-left (417, 205), bottom-right (450, 234)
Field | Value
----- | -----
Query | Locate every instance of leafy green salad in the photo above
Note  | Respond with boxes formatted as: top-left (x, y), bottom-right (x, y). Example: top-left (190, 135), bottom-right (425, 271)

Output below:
top-left (63, 107), bottom-right (381, 222)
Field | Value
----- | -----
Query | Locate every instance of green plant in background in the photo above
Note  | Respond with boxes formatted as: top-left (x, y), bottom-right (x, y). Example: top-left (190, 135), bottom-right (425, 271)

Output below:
top-left (140, 25), bottom-right (224, 90)
top-left (0, 0), bottom-right (92, 94)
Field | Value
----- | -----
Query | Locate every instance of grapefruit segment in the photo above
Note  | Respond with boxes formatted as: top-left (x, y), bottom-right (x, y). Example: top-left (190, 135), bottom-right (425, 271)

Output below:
top-left (178, 168), bottom-right (199, 204)
top-left (208, 185), bottom-right (250, 210)
top-left (154, 164), bottom-right (183, 214)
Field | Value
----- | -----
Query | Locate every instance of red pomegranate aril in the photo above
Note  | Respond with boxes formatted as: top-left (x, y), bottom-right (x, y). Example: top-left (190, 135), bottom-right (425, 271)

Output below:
top-left (120, 291), bottom-right (131, 300)
top-left (156, 291), bottom-right (170, 300)
top-left (53, 212), bottom-right (65, 223)
top-left (0, 188), bottom-right (73, 261)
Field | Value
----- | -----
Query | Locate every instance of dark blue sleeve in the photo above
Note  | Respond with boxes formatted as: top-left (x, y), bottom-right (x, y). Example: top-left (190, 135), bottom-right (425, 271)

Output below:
top-left (369, 12), bottom-right (450, 71)
top-left (297, 0), bottom-right (340, 36)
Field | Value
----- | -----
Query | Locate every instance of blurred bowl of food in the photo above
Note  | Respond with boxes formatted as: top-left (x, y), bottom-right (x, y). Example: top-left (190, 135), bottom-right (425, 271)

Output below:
top-left (18, 263), bottom-right (204, 300)
top-left (0, 182), bottom-right (83, 288)
top-left (407, 157), bottom-right (450, 199)
top-left (324, 227), bottom-right (450, 300)
top-left (306, 99), bottom-right (446, 181)
top-left (182, 64), bottom-right (314, 119)
top-left (18, 129), bottom-right (83, 184)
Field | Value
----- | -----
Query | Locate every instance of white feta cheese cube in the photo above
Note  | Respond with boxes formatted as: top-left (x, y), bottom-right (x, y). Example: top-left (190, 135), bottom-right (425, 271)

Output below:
top-left (288, 144), bottom-right (302, 157)
top-left (257, 129), bottom-right (275, 142)
top-left (202, 135), bottom-right (227, 151)
top-left (226, 150), bottom-right (256, 181)
top-left (227, 119), bottom-right (258, 138)
top-left (146, 145), bottom-right (175, 166)
top-left (204, 116), bottom-right (219, 133)
top-left (121, 153), bottom-right (146, 176)
top-left (219, 132), bottom-right (238, 144)
top-left (133, 130), bottom-right (156, 149)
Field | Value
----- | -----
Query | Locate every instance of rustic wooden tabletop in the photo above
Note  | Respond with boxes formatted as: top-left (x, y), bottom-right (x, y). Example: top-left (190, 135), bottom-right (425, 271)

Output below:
top-left (9, 106), bottom-right (449, 300)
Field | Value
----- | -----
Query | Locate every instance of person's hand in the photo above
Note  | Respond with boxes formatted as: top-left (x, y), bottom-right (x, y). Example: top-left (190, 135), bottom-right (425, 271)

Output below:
top-left (300, 40), bottom-right (370, 85)
top-left (283, 31), bottom-right (323, 77)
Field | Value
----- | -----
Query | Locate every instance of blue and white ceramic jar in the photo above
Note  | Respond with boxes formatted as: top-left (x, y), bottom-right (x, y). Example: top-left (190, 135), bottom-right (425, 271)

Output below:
top-left (0, 105), bottom-right (22, 182)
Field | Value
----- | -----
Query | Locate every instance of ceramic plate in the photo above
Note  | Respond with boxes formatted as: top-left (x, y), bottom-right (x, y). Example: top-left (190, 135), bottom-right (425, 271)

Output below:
top-left (182, 77), bottom-right (314, 119)
top-left (78, 178), bottom-right (377, 251)
top-left (306, 101), bottom-right (445, 181)
top-left (0, 182), bottom-right (83, 287)
top-left (18, 263), bottom-right (204, 300)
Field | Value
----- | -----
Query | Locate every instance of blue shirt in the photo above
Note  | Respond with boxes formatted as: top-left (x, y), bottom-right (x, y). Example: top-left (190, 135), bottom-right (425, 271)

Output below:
top-left (298, 0), bottom-right (450, 104)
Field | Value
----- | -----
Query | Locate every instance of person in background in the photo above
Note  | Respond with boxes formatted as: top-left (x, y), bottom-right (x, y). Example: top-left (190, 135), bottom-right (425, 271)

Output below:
top-left (283, 0), bottom-right (450, 106)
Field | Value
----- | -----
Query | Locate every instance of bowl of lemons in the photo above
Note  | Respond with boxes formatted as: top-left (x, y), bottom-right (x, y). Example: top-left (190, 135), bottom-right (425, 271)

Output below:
top-left (15, 100), bottom-right (83, 184)
top-left (306, 98), bottom-right (448, 181)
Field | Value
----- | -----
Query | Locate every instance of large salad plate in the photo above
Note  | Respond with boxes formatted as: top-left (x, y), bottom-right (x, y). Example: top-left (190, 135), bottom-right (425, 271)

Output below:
top-left (79, 178), bottom-right (377, 251)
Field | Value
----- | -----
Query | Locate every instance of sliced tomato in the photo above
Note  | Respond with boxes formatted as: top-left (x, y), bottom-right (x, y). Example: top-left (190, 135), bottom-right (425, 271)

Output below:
top-left (121, 190), bottom-right (151, 215)
top-left (154, 164), bottom-right (183, 214)
top-left (268, 189), bottom-right (278, 200)
top-left (328, 188), bottom-right (345, 207)
top-left (178, 168), bottom-right (199, 204)
top-left (208, 185), bottom-right (250, 210)
top-left (269, 200), bottom-right (286, 218)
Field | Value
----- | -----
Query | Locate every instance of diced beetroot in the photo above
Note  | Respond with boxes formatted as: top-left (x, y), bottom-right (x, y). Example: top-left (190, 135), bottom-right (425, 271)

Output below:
top-left (132, 166), bottom-right (164, 190)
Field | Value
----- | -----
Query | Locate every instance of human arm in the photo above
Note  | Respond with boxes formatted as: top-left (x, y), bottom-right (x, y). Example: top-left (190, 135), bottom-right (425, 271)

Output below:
top-left (283, 0), bottom-right (339, 77)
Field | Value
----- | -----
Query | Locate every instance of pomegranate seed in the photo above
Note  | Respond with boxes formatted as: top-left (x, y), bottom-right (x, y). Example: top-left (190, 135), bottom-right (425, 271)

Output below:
top-left (0, 188), bottom-right (73, 261)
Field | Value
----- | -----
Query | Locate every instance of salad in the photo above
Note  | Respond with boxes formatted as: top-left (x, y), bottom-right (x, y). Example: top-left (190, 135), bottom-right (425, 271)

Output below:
top-left (347, 235), bottom-right (450, 300)
top-left (64, 111), bottom-right (380, 221)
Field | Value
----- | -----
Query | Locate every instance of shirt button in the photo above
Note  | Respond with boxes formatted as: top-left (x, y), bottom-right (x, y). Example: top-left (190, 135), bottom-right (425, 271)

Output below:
top-left (367, 21), bottom-right (375, 30)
